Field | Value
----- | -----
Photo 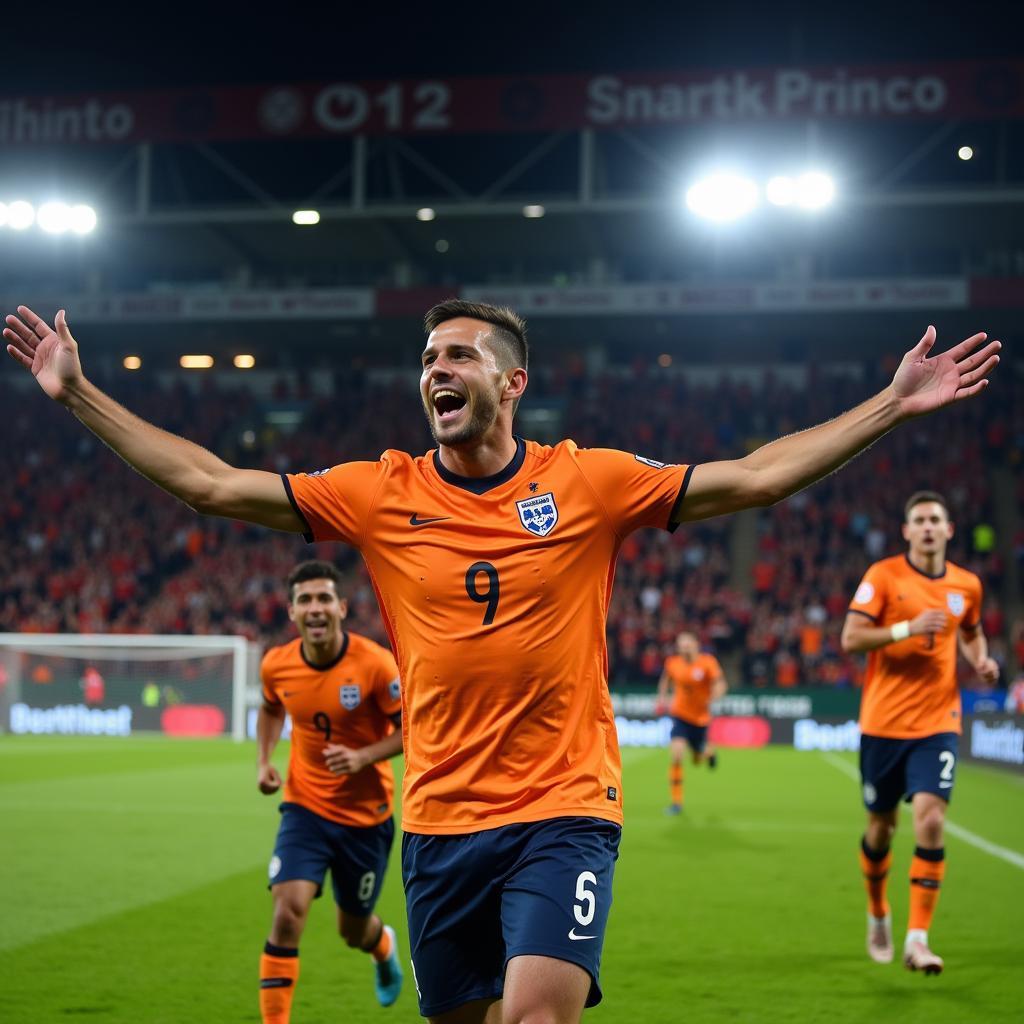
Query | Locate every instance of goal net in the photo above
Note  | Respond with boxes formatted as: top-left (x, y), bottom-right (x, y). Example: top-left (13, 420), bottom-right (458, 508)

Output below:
top-left (0, 634), bottom-right (261, 741)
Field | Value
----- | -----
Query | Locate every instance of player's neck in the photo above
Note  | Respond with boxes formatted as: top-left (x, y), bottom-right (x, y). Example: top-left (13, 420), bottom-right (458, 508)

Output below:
top-left (438, 431), bottom-right (519, 478)
top-left (302, 630), bottom-right (345, 667)
top-left (907, 548), bottom-right (945, 577)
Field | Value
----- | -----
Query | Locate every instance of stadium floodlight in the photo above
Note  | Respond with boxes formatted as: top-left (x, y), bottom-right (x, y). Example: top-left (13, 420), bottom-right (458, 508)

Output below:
top-left (233, 354), bottom-right (256, 369)
top-left (685, 173), bottom-right (759, 222)
top-left (523, 205), bottom-right (546, 218)
top-left (766, 176), bottom-right (797, 207)
top-left (416, 207), bottom-right (436, 221)
top-left (795, 172), bottom-right (835, 210)
top-left (292, 209), bottom-right (320, 225)
top-left (123, 355), bottom-right (142, 370)
top-left (7, 200), bottom-right (35, 230)
top-left (958, 145), bottom-right (974, 161)
top-left (180, 355), bottom-right (214, 369)
top-left (37, 201), bottom-right (72, 234)
top-left (69, 204), bottom-right (98, 235)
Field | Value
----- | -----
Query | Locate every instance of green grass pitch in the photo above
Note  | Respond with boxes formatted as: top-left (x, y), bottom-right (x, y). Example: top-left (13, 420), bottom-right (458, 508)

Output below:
top-left (2, 737), bottom-right (1021, 1022)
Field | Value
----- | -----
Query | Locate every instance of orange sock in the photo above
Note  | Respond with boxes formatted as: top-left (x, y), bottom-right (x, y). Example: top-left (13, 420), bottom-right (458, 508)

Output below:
top-left (369, 922), bottom-right (392, 963)
top-left (669, 764), bottom-right (684, 806)
top-left (859, 837), bottom-right (892, 918)
top-left (259, 942), bottom-right (299, 1024)
top-left (908, 847), bottom-right (945, 932)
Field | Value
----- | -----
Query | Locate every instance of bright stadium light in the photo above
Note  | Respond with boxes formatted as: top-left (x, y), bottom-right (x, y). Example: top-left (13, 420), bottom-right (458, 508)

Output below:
top-left (292, 209), bottom-right (320, 225)
top-left (7, 200), bottom-right (35, 230)
top-left (180, 355), bottom-right (214, 369)
top-left (685, 173), bottom-right (759, 222)
top-left (958, 145), bottom-right (974, 161)
top-left (233, 354), bottom-right (256, 369)
top-left (795, 172), bottom-right (836, 210)
top-left (69, 204), bottom-right (98, 234)
top-left (523, 204), bottom-right (546, 218)
top-left (416, 207), bottom-right (436, 221)
top-left (766, 176), bottom-right (797, 207)
top-left (123, 355), bottom-right (142, 370)
top-left (37, 201), bottom-right (72, 234)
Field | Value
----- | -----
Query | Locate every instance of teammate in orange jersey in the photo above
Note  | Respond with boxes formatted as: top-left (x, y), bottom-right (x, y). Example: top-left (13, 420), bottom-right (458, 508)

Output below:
top-left (5, 297), bottom-right (1000, 1024)
top-left (256, 560), bottom-right (404, 1022)
top-left (841, 492), bottom-right (999, 975)
top-left (656, 632), bottom-right (728, 813)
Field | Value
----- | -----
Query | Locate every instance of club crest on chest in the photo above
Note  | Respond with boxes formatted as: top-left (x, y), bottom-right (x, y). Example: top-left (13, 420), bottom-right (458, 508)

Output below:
top-left (516, 492), bottom-right (559, 537)
top-left (946, 592), bottom-right (965, 616)
top-left (340, 684), bottom-right (361, 710)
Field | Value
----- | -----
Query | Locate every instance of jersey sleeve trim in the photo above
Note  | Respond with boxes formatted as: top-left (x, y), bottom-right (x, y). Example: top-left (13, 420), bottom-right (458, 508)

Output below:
top-left (280, 474), bottom-right (314, 543)
top-left (847, 608), bottom-right (879, 623)
top-left (668, 464), bottom-right (697, 533)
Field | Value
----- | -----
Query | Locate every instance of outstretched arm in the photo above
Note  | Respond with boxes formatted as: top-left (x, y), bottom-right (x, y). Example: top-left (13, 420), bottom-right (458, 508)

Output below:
top-left (676, 326), bottom-right (1000, 522)
top-left (5, 306), bottom-right (305, 531)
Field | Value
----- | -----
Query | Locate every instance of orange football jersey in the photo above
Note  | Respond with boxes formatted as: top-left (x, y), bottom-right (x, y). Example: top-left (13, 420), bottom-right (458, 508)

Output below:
top-left (664, 653), bottom-right (722, 726)
top-left (261, 632), bottom-right (401, 826)
top-left (848, 554), bottom-right (982, 739)
top-left (285, 439), bottom-right (691, 834)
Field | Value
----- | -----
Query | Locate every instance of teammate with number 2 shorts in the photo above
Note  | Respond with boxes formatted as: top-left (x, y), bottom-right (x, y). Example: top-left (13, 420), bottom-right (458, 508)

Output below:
top-left (841, 491), bottom-right (999, 975)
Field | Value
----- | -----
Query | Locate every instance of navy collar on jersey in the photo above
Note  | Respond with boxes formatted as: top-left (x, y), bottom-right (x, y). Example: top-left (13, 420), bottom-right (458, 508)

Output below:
top-left (433, 436), bottom-right (526, 495)
top-left (904, 553), bottom-right (947, 580)
top-left (300, 630), bottom-right (349, 672)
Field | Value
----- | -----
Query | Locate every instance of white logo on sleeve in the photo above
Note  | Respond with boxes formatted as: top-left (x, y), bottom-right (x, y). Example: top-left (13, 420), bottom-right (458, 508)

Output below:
top-left (854, 582), bottom-right (875, 605)
top-left (568, 928), bottom-right (597, 940)
top-left (634, 454), bottom-right (670, 469)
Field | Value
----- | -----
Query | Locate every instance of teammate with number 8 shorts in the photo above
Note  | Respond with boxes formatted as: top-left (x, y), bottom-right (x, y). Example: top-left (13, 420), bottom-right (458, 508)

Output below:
top-left (6, 291), bottom-right (1000, 1021)
top-left (841, 491), bottom-right (999, 975)
top-left (256, 560), bottom-right (405, 1022)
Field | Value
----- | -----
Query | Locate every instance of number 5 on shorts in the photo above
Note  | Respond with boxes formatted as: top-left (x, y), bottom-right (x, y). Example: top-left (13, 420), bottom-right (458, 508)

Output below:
top-left (574, 870), bottom-right (597, 926)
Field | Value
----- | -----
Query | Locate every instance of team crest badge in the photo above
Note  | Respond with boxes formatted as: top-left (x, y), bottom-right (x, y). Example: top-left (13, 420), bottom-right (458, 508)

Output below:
top-left (340, 684), bottom-right (361, 710)
top-left (516, 492), bottom-right (559, 537)
top-left (947, 592), bottom-right (965, 616)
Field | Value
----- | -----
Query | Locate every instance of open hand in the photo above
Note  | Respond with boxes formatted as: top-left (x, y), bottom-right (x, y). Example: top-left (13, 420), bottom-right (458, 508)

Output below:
top-left (324, 744), bottom-right (369, 775)
top-left (4, 306), bottom-right (84, 403)
top-left (892, 326), bottom-right (1000, 418)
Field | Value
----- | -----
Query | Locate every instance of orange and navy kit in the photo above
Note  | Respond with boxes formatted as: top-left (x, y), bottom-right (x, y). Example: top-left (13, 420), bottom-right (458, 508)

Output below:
top-left (664, 653), bottom-right (723, 726)
top-left (261, 633), bottom-right (402, 826)
top-left (848, 554), bottom-right (982, 739)
top-left (284, 439), bottom-right (691, 835)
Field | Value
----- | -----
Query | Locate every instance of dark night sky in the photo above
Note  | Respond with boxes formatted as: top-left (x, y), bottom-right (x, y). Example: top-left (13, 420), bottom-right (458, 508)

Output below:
top-left (9, 0), bottom-right (1024, 93)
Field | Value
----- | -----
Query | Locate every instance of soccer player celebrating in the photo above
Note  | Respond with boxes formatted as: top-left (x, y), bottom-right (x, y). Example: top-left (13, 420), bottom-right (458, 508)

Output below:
top-left (256, 560), bottom-right (404, 1021)
top-left (656, 632), bottom-right (728, 813)
top-left (841, 492), bottom-right (999, 975)
top-left (5, 301), bottom-right (999, 1023)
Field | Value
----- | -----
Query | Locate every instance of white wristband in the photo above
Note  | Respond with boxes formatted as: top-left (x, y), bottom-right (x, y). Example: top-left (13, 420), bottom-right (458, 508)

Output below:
top-left (890, 621), bottom-right (911, 642)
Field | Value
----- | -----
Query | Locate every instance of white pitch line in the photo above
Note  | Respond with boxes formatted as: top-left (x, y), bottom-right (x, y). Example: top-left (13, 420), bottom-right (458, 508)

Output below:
top-left (821, 752), bottom-right (1024, 872)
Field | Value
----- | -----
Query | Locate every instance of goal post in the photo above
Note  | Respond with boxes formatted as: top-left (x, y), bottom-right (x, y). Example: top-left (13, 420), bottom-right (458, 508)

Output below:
top-left (0, 634), bottom-right (262, 742)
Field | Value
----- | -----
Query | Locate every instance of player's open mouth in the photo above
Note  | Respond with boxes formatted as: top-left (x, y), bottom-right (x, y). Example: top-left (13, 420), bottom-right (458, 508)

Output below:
top-left (432, 388), bottom-right (467, 424)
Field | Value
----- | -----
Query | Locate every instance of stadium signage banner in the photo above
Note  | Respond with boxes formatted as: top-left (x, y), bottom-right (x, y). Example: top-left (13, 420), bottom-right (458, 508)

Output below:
top-left (964, 714), bottom-right (1024, 773)
top-left (2, 278), bottom-right (970, 326)
top-left (9, 702), bottom-right (132, 737)
top-left (612, 688), bottom-right (859, 721)
top-left (2, 61), bottom-right (1023, 144)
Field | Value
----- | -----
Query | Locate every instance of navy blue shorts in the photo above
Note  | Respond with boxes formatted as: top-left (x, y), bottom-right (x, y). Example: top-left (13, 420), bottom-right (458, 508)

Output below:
top-left (670, 716), bottom-right (708, 753)
top-left (402, 816), bottom-right (621, 1018)
top-left (859, 733), bottom-right (960, 813)
top-left (268, 801), bottom-right (394, 916)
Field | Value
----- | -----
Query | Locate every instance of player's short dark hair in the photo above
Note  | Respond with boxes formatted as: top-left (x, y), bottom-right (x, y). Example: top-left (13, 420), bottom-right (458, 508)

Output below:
top-left (423, 299), bottom-right (528, 373)
top-left (904, 490), bottom-right (950, 521)
top-left (286, 560), bottom-right (343, 601)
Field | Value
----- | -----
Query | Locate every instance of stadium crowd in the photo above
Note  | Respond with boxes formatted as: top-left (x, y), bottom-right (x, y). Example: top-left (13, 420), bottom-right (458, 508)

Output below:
top-left (2, 354), bottom-right (1019, 689)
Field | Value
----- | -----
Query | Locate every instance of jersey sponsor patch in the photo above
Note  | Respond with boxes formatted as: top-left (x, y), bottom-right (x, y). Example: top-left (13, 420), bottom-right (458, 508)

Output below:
top-left (854, 581), bottom-right (875, 605)
top-left (634, 454), bottom-right (670, 469)
top-left (947, 592), bottom-right (965, 616)
top-left (388, 678), bottom-right (401, 702)
top-left (516, 492), bottom-right (559, 537)
top-left (340, 684), bottom-right (361, 710)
